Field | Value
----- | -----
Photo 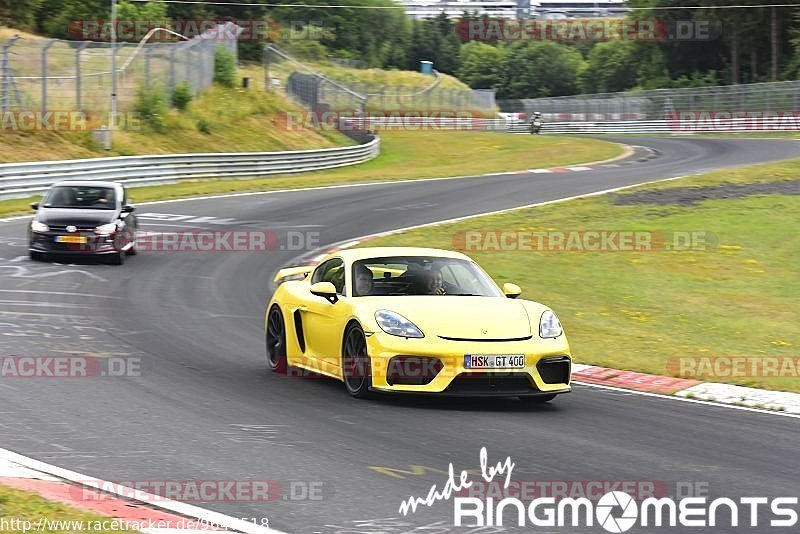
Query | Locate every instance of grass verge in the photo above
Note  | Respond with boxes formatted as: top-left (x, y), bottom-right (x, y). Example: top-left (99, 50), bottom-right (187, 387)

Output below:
top-left (0, 483), bottom-right (138, 534)
top-left (361, 158), bottom-right (800, 393)
top-left (0, 131), bottom-right (623, 218)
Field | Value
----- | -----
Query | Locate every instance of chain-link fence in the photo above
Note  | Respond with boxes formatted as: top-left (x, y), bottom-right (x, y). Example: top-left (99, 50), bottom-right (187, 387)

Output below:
top-left (1, 23), bottom-right (239, 117)
top-left (264, 45), bottom-right (496, 116)
top-left (501, 80), bottom-right (800, 122)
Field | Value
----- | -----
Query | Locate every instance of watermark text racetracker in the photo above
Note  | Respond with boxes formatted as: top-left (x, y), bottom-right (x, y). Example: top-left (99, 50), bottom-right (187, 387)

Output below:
top-left (455, 18), bottom-right (714, 43)
top-left (70, 479), bottom-right (325, 503)
top-left (668, 356), bottom-right (800, 379)
top-left (0, 356), bottom-right (140, 378)
top-left (75, 230), bottom-right (319, 253)
top-left (1, 111), bottom-right (143, 132)
top-left (453, 230), bottom-right (717, 252)
top-left (397, 448), bottom-right (799, 531)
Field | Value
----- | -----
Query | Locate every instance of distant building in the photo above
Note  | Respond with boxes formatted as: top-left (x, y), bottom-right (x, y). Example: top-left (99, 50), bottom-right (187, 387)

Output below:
top-left (398, 0), bottom-right (528, 20)
top-left (394, 0), bottom-right (627, 20)
top-left (534, 0), bottom-right (628, 19)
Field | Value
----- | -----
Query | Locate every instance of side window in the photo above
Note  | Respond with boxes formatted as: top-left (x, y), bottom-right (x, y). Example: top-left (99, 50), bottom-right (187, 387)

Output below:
top-left (311, 258), bottom-right (345, 294)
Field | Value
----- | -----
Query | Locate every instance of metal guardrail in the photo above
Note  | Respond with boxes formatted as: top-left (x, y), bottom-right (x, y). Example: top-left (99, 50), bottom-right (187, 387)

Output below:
top-left (506, 119), bottom-right (800, 134)
top-left (505, 120), bottom-right (673, 134)
top-left (0, 136), bottom-right (379, 200)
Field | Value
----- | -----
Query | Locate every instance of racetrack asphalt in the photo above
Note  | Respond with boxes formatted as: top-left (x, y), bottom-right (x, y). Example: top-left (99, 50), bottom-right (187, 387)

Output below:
top-left (0, 137), bottom-right (798, 533)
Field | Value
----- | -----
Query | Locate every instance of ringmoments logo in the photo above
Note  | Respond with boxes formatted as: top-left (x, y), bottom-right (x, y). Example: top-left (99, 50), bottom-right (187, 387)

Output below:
top-left (397, 448), bottom-right (799, 531)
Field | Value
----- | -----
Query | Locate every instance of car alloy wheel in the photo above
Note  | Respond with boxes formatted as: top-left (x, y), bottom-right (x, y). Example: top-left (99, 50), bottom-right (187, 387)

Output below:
top-left (342, 324), bottom-right (371, 398)
top-left (266, 305), bottom-right (287, 373)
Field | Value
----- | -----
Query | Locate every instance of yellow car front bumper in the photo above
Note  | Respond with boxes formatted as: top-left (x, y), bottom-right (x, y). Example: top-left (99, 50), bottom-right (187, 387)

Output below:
top-left (364, 331), bottom-right (572, 397)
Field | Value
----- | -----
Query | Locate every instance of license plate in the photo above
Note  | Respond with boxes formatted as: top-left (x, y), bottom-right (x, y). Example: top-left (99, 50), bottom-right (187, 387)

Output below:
top-left (55, 235), bottom-right (87, 244)
top-left (464, 354), bottom-right (525, 369)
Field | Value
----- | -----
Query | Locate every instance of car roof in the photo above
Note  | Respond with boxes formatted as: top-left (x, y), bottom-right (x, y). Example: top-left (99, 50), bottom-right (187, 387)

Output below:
top-left (324, 247), bottom-right (473, 263)
top-left (51, 181), bottom-right (123, 190)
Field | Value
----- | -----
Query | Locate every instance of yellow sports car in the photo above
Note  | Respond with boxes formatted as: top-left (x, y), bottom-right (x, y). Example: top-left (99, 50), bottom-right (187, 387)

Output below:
top-left (265, 247), bottom-right (571, 402)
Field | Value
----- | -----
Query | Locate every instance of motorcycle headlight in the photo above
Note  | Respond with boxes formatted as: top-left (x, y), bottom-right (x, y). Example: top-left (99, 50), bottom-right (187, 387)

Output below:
top-left (94, 222), bottom-right (118, 235)
top-left (30, 221), bottom-right (49, 232)
top-left (375, 310), bottom-right (424, 338)
top-left (539, 310), bottom-right (563, 338)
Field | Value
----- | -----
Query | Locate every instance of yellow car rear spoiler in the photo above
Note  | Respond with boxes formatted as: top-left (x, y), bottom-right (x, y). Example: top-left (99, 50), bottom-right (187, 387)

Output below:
top-left (273, 265), bottom-right (314, 283)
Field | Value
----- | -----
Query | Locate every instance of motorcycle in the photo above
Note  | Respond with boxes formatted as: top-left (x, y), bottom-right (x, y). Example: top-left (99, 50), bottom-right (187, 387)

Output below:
top-left (530, 116), bottom-right (543, 135)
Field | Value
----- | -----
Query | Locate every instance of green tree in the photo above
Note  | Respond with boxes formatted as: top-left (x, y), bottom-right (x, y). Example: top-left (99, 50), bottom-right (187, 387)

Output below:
top-left (0, 0), bottom-right (41, 30)
top-left (496, 42), bottom-right (586, 98)
top-left (579, 40), bottom-right (638, 93)
top-left (456, 41), bottom-right (504, 89)
top-left (213, 45), bottom-right (237, 87)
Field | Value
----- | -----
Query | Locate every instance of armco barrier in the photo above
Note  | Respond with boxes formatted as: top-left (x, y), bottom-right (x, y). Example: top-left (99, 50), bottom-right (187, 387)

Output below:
top-left (0, 136), bottom-right (379, 200)
top-left (506, 118), bottom-right (800, 134)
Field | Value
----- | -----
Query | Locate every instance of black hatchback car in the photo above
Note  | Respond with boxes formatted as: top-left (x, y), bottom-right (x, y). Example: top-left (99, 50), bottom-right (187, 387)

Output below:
top-left (28, 181), bottom-right (137, 265)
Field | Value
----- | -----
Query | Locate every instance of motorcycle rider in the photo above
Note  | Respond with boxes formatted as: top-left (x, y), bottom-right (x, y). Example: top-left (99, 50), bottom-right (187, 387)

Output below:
top-left (530, 112), bottom-right (543, 134)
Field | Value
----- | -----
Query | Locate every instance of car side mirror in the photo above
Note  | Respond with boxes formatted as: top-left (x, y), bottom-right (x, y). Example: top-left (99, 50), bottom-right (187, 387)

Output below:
top-left (503, 283), bottom-right (522, 299)
top-left (310, 281), bottom-right (338, 304)
top-left (121, 204), bottom-right (135, 213)
top-left (30, 202), bottom-right (39, 210)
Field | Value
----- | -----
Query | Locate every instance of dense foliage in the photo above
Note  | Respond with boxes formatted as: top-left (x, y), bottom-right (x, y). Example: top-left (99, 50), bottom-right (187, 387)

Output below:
top-left (2, 0), bottom-right (800, 98)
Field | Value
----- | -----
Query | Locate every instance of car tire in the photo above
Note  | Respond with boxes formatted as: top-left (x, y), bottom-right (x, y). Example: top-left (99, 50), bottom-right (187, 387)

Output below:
top-left (29, 251), bottom-right (45, 262)
top-left (126, 243), bottom-right (137, 256)
top-left (266, 305), bottom-right (288, 374)
top-left (342, 323), bottom-right (372, 398)
top-left (519, 394), bottom-right (556, 405)
top-left (109, 251), bottom-right (125, 265)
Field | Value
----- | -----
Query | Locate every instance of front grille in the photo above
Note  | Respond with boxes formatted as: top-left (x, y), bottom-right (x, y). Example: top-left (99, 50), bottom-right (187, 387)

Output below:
top-left (537, 356), bottom-right (571, 384)
top-left (32, 231), bottom-right (109, 252)
top-left (438, 335), bottom-right (533, 342)
top-left (386, 356), bottom-right (442, 386)
top-left (47, 225), bottom-right (95, 232)
top-left (444, 372), bottom-right (535, 395)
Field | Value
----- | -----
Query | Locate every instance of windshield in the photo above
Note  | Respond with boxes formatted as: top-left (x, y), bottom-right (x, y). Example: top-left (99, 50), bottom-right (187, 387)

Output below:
top-left (43, 186), bottom-right (117, 210)
top-left (352, 256), bottom-right (502, 297)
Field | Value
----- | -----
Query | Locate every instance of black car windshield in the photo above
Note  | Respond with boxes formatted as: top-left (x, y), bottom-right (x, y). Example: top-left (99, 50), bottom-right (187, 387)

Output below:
top-left (43, 186), bottom-right (117, 210)
top-left (352, 256), bottom-right (503, 297)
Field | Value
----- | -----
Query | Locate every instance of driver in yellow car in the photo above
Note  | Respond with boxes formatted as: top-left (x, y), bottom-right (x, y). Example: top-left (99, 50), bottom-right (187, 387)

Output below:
top-left (354, 263), bottom-right (374, 296)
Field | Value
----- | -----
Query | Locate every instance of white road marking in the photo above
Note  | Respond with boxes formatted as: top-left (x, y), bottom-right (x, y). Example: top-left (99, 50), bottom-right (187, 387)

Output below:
top-left (675, 382), bottom-right (800, 415)
top-left (0, 289), bottom-right (121, 299)
top-left (0, 448), bottom-right (286, 534)
top-left (528, 169), bottom-right (553, 173)
top-left (566, 166), bottom-right (593, 171)
top-left (573, 381), bottom-right (800, 419)
top-left (0, 300), bottom-right (90, 308)
top-left (0, 265), bottom-right (108, 282)
top-left (0, 458), bottom-right (60, 480)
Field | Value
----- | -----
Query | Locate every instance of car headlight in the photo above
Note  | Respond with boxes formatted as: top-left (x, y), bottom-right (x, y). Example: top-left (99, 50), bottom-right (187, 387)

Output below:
top-left (375, 310), bottom-right (424, 338)
top-left (94, 222), bottom-right (118, 235)
top-left (30, 221), bottom-right (49, 232)
top-left (539, 310), bottom-right (563, 338)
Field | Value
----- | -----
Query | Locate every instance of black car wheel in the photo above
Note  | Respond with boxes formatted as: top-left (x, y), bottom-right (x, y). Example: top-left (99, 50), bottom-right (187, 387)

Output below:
top-left (29, 251), bottom-right (45, 262)
top-left (266, 305), bottom-right (287, 373)
top-left (109, 250), bottom-right (125, 265)
top-left (342, 324), bottom-right (371, 398)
